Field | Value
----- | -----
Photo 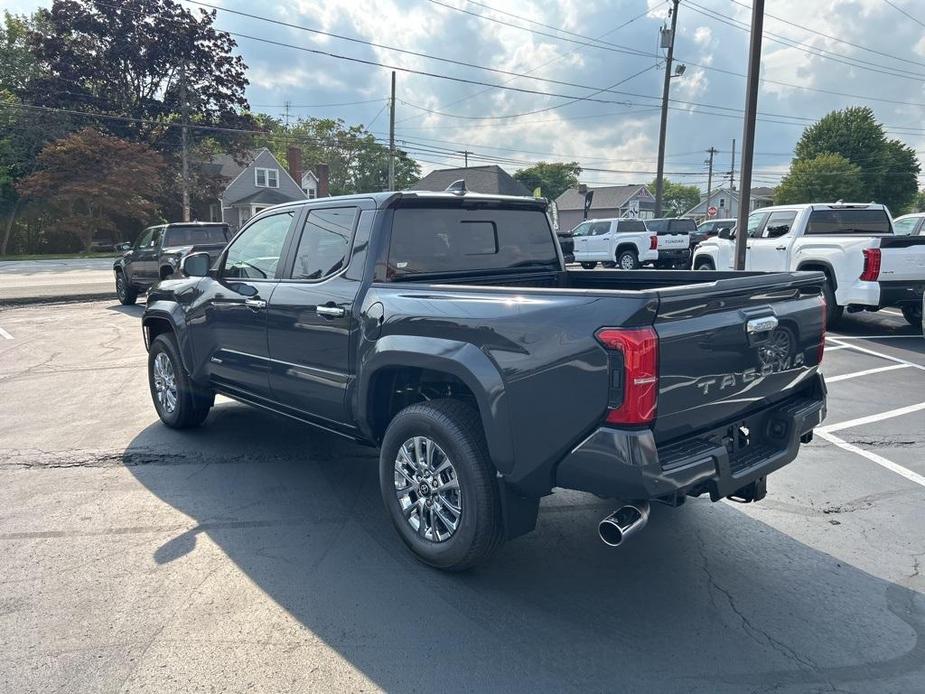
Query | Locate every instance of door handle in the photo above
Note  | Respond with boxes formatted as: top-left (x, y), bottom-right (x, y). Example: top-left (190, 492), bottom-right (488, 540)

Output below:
top-left (316, 305), bottom-right (345, 318)
top-left (244, 298), bottom-right (266, 310)
top-left (775, 246), bottom-right (787, 251)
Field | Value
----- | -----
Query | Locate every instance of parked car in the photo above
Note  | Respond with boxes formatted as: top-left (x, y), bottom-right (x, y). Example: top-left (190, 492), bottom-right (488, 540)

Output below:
top-left (643, 217), bottom-right (694, 268)
top-left (692, 203), bottom-right (925, 326)
top-left (141, 191), bottom-right (827, 570)
top-left (114, 222), bottom-right (231, 305)
top-left (569, 217), bottom-right (657, 269)
top-left (891, 213), bottom-right (925, 237)
top-left (693, 218), bottom-right (737, 247)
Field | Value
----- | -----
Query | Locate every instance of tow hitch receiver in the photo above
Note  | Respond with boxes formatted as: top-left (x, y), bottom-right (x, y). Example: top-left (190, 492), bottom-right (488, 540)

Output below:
top-left (726, 476), bottom-right (767, 503)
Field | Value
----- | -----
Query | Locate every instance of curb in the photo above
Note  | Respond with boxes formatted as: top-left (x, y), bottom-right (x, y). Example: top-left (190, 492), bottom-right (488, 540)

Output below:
top-left (0, 291), bottom-right (117, 307)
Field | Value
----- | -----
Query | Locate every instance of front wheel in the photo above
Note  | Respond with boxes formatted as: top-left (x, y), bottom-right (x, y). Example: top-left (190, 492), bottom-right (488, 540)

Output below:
top-left (148, 334), bottom-right (213, 428)
top-left (379, 400), bottom-right (503, 571)
top-left (901, 303), bottom-right (923, 329)
top-left (116, 271), bottom-right (138, 305)
top-left (580, 262), bottom-right (597, 269)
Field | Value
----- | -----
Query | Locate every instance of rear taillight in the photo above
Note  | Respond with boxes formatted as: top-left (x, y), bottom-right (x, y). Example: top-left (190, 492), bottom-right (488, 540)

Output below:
top-left (818, 295), bottom-right (826, 364)
top-left (860, 248), bottom-right (881, 281)
top-left (595, 327), bottom-right (658, 425)
top-left (649, 235), bottom-right (658, 250)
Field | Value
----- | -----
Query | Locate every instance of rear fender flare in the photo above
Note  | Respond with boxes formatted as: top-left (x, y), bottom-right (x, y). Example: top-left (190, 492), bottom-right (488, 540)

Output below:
top-left (796, 260), bottom-right (837, 290)
top-left (357, 335), bottom-right (514, 473)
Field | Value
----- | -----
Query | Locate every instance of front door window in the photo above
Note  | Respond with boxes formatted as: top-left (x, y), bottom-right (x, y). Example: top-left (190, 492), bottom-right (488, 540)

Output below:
top-left (222, 211), bottom-right (295, 280)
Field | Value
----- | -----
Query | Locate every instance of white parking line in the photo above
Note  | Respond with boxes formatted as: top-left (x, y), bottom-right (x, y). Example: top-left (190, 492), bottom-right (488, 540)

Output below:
top-left (817, 430), bottom-right (925, 489)
top-left (825, 363), bottom-right (911, 383)
top-left (828, 334), bottom-right (921, 340)
top-left (824, 344), bottom-right (851, 351)
top-left (819, 401), bottom-right (925, 434)
top-left (0, 327), bottom-right (12, 340)
top-left (827, 337), bottom-right (925, 371)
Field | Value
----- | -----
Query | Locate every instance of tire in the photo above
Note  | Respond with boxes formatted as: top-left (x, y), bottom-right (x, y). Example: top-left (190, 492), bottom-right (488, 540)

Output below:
top-left (148, 334), bottom-right (213, 429)
top-left (901, 303), bottom-right (923, 329)
top-left (379, 399), bottom-right (504, 571)
top-left (694, 257), bottom-right (714, 271)
top-left (616, 248), bottom-right (639, 270)
top-left (821, 279), bottom-right (843, 328)
top-left (160, 266), bottom-right (175, 281)
top-left (580, 262), bottom-right (597, 269)
top-left (116, 271), bottom-right (138, 306)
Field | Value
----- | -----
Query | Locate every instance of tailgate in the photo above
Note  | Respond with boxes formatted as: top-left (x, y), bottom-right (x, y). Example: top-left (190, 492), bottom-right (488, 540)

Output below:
top-left (652, 272), bottom-right (825, 443)
top-left (657, 234), bottom-right (689, 250)
top-left (878, 236), bottom-right (925, 282)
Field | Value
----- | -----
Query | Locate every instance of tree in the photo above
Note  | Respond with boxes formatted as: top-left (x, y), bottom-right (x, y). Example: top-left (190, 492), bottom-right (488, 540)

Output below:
top-left (774, 153), bottom-right (864, 205)
top-left (649, 178), bottom-right (700, 216)
top-left (0, 11), bottom-right (40, 94)
top-left (256, 116), bottom-right (420, 195)
top-left (513, 162), bottom-right (581, 200)
top-left (27, 0), bottom-right (251, 147)
top-left (17, 128), bottom-right (165, 249)
top-left (793, 107), bottom-right (920, 212)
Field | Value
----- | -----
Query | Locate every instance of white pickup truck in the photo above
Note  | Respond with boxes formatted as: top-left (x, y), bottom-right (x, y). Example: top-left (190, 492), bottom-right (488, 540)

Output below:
top-left (570, 218), bottom-right (658, 269)
top-left (692, 203), bottom-right (925, 326)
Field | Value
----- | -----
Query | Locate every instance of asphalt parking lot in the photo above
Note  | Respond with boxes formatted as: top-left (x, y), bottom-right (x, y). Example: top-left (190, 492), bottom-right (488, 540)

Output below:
top-left (0, 300), bottom-right (922, 693)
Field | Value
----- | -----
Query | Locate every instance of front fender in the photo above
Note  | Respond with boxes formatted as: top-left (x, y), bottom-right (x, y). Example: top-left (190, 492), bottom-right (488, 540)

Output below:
top-left (356, 335), bottom-right (514, 473)
top-left (142, 301), bottom-right (195, 376)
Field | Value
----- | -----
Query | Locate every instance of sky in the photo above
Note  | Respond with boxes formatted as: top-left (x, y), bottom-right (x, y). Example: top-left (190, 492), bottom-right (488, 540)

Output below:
top-left (5, 0), bottom-right (925, 193)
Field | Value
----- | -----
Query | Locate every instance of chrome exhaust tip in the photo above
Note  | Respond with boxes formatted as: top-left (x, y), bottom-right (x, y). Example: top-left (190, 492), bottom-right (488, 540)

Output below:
top-left (598, 502), bottom-right (651, 547)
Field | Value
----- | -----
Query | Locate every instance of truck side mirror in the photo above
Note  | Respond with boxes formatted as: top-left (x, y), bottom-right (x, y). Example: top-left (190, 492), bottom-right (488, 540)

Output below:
top-left (718, 227), bottom-right (733, 240)
top-left (181, 252), bottom-right (211, 277)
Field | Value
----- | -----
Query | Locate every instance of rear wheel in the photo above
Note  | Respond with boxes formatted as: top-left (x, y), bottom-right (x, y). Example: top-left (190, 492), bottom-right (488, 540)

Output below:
top-left (616, 249), bottom-right (639, 270)
top-left (116, 271), bottom-right (138, 305)
top-left (901, 303), bottom-right (923, 329)
top-left (379, 399), bottom-right (503, 571)
top-left (580, 262), bottom-right (597, 269)
top-left (148, 334), bottom-right (213, 429)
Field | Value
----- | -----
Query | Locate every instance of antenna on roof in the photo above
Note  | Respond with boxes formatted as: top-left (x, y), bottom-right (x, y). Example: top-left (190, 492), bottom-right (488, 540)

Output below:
top-left (445, 179), bottom-right (467, 195)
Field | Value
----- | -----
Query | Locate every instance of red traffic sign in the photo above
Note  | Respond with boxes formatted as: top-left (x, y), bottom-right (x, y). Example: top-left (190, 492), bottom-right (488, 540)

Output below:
top-left (707, 206), bottom-right (718, 217)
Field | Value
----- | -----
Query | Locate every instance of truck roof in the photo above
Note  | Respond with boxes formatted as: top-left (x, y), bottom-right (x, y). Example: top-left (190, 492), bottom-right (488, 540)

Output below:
top-left (258, 190), bottom-right (548, 212)
top-left (756, 202), bottom-right (889, 213)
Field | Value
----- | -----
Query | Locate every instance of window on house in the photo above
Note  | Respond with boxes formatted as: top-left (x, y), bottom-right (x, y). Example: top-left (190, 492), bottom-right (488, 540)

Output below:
top-left (719, 198), bottom-right (725, 208)
top-left (308, 189), bottom-right (317, 199)
top-left (255, 167), bottom-right (279, 188)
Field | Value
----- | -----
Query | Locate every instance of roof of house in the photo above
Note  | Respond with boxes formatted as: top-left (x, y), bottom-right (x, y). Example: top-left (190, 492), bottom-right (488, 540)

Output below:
top-left (198, 149), bottom-right (262, 182)
top-left (408, 165), bottom-right (531, 196)
top-left (228, 189), bottom-right (299, 207)
top-left (555, 184), bottom-right (651, 210)
top-left (750, 186), bottom-right (776, 199)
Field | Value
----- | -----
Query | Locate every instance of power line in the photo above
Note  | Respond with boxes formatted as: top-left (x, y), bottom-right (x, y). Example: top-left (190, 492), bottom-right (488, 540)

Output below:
top-left (881, 0), bottom-right (925, 28)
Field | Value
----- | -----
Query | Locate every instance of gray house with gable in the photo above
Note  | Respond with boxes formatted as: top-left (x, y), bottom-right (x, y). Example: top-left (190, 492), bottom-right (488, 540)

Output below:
top-left (205, 148), bottom-right (306, 232)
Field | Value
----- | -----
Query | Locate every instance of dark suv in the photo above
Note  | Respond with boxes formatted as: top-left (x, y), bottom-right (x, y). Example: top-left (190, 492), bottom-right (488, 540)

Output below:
top-left (114, 222), bottom-right (230, 305)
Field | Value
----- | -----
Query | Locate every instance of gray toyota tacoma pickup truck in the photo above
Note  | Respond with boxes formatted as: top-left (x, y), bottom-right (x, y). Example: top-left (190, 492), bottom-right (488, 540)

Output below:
top-left (141, 189), bottom-right (827, 570)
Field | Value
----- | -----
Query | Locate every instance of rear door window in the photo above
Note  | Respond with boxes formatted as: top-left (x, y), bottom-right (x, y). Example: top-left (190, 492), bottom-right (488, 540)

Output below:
top-left (387, 206), bottom-right (558, 278)
top-left (805, 208), bottom-right (892, 235)
top-left (291, 207), bottom-right (358, 280)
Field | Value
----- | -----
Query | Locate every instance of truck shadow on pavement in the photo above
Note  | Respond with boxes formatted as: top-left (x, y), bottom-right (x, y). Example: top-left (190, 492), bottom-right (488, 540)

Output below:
top-left (123, 402), bottom-right (925, 692)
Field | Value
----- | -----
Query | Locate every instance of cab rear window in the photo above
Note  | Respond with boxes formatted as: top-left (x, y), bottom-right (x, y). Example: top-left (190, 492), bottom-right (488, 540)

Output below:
top-left (805, 209), bottom-right (892, 235)
top-left (387, 207), bottom-right (558, 278)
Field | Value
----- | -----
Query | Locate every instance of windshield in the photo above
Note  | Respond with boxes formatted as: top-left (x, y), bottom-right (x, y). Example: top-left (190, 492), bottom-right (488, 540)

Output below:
top-left (805, 209), bottom-right (892, 235)
top-left (163, 225), bottom-right (229, 247)
top-left (388, 206), bottom-right (558, 278)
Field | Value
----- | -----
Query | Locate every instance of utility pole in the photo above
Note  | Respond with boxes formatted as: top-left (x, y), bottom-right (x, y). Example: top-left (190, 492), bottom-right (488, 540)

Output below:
top-left (734, 0), bottom-right (764, 270)
top-left (180, 63), bottom-right (190, 222)
top-left (705, 146), bottom-right (718, 216)
top-left (457, 150), bottom-right (471, 167)
top-left (388, 71), bottom-right (396, 191)
top-left (728, 138), bottom-right (736, 191)
top-left (284, 99), bottom-right (291, 129)
top-left (654, 0), bottom-right (680, 218)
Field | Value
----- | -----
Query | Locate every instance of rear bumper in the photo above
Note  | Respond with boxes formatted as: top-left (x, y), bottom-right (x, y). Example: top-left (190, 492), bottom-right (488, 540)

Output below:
top-left (653, 248), bottom-right (691, 265)
top-left (555, 374), bottom-right (826, 501)
top-left (877, 279), bottom-right (925, 309)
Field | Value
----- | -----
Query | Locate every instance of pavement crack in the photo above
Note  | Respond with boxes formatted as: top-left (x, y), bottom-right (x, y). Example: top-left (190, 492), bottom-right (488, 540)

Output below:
top-left (693, 530), bottom-right (833, 687)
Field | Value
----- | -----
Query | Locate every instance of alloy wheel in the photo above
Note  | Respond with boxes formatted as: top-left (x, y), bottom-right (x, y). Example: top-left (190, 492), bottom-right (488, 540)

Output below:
top-left (394, 436), bottom-right (462, 542)
top-left (153, 352), bottom-right (178, 414)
